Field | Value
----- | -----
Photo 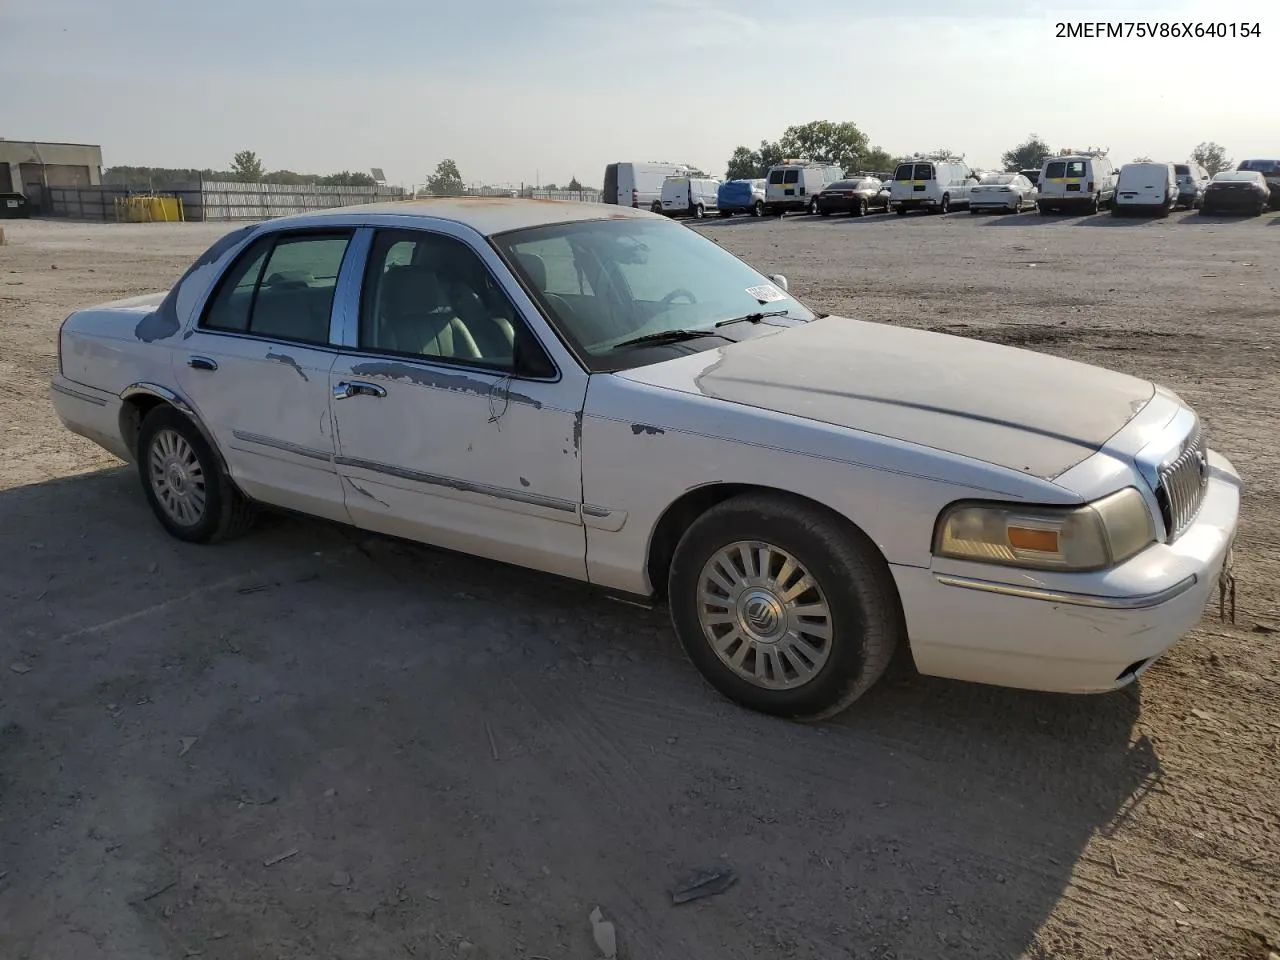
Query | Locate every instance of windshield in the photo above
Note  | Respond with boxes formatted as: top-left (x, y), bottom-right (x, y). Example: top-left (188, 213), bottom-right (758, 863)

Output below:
top-left (981, 174), bottom-right (1016, 185)
top-left (493, 218), bottom-right (814, 372)
top-left (1238, 159), bottom-right (1279, 174)
top-left (1213, 171), bottom-right (1260, 182)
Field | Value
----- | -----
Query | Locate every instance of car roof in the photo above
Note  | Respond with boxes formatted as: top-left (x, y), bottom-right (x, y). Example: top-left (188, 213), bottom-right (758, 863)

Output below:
top-left (259, 197), bottom-right (653, 237)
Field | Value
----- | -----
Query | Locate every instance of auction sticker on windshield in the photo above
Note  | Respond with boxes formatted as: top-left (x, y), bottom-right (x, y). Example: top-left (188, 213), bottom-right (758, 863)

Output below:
top-left (746, 284), bottom-right (787, 303)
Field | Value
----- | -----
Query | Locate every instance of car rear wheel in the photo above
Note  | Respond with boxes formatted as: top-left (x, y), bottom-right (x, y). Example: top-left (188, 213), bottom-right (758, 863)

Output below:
top-left (668, 493), bottom-right (902, 720)
top-left (650, 201), bottom-right (662, 214)
top-left (856, 199), bottom-right (867, 217)
top-left (807, 197), bottom-right (819, 215)
top-left (895, 205), bottom-right (906, 215)
top-left (1037, 203), bottom-right (1050, 215)
top-left (752, 200), bottom-right (764, 217)
top-left (137, 406), bottom-right (256, 544)
top-left (693, 203), bottom-right (705, 219)
top-left (938, 194), bottom-right (950, 214)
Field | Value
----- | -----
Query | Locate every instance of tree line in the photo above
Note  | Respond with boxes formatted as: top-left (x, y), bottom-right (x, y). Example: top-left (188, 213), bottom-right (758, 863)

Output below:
top-left (103, 150), bottom-right (381, 189)
top-left (722, 125), bottom-right (1238, 180)
top-left (422, 159), bottom-right (589, 196)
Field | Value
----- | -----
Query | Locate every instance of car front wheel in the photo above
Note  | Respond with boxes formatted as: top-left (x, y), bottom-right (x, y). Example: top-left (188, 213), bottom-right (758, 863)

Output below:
top-left (137, 405), bottom-right (256, 543)
top-left (807, 198), bottom-right (819, 215)
top-left (668, 494), bottom-right (902, 720)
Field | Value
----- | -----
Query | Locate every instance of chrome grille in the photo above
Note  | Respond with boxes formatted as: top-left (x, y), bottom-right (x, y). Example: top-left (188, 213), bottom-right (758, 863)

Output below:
top-left (1155, 426), bottom-right (1209, 541)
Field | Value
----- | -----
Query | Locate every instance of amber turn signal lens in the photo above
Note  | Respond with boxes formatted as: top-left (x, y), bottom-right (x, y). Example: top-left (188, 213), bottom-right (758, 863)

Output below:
top-left (1007, 526), bottom-right (1060, 553)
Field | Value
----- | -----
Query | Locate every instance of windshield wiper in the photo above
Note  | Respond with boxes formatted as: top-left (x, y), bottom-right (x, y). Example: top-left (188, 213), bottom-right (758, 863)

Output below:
top-left (714, 309), bottom-right (791, 328)
top-left (611, 328), bottom-right (733, 350)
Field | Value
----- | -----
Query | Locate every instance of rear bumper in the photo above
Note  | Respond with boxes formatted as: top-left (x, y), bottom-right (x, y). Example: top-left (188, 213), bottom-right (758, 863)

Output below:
top-left (894, 451), bottom-right (1241, 694)
top-left (970, 198), bottom-right (1021, 209)
top-left (1202, 194), bottom-right (1263, 213)
top-left (1038, 194), bottom-right (1095, 209)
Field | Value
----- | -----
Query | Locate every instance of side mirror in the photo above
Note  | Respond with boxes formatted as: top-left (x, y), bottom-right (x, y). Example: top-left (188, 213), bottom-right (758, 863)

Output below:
top-left (768, 274), bottom-right (788, 292)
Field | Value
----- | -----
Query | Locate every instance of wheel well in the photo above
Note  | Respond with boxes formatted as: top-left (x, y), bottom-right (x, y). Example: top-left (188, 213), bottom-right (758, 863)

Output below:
top-left (645, 483), bottom-right (891, 600)
top-left (118, 394), bottom-right (169, 460)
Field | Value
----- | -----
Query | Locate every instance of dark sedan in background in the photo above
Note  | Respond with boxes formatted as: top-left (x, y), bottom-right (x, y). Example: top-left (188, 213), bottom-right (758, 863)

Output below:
top-left (1200, 171), bottom-right (1271, 216)
top-left (815, 177), bottom-right (890, 216)
top-left (1236, 159), bottom-right (1280, 209)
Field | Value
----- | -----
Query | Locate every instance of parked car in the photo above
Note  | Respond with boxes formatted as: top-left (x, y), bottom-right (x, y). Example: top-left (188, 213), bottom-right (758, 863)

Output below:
top-left (50, 199), bottom-right (1241, 720)
top-left (603, 161), bottom-right (697, 211)
top-left (876, 181), bottom-right (893, 209)
top-left (1200, 170), bottom-right (1271, 216)
top-left (1036, 154), bottom-right (1118, 214)
top-left (1113, 162), bottom-right (1178, 216)
top-left (0, 192), bottom-right (32, 219)
top-left (890, 158), bottom-right (977, 214)
top-left (764, 160), bottom-right (846, 215)
top-left (716, 179), bottom-right (767, 217)
top-left (1174, 162), bottom-right (1210, 209)
top-left (814, 177), bottom-right (888, 216)
top-left (1019, 168), bottom-right (1042, 188)
top-left (969, 173), bottom-right (1037, 214)
top-left (660, 176), bottom-right (721, 219)
top-left (1235, 159), bottom-right (1280, 209)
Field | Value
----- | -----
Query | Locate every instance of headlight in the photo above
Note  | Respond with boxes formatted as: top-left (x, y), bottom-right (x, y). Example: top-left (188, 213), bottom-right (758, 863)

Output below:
top-left (933, 487), bottom-right (1156, 571)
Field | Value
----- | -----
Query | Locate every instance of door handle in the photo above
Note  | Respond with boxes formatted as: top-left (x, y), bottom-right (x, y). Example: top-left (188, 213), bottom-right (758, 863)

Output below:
top-left (333, 380), bottom-right (387, 400)
top-left (187, 356), bottom-right (218, 371)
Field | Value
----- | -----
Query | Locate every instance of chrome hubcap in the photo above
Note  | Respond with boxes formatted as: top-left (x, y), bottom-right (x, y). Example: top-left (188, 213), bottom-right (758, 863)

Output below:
top-left (149, 429), bottom-right (206, 525)
top-left (697, 541), bottom-right (833, 690)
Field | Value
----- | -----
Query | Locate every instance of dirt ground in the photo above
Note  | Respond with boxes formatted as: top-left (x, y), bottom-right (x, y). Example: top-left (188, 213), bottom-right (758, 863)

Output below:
top-left (1, 210), bottom-right (1278, 960)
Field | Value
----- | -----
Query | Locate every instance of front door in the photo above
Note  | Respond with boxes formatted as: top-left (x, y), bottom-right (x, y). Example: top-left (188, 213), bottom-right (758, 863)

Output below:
top-left (329, 224), bottom-right (590, 581)
top-left (175, 229), bottom-right (352, 523)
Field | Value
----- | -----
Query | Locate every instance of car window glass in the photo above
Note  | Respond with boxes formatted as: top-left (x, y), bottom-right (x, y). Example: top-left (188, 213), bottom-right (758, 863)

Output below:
top-left (249, 236), bottom-right (350, 344)
top-left (914, 164), bottom-right (935, 180)
top-left (1065, 161), bottom-right (1087, 177)
top-left (496, 218), bottom-right (815, 371)
top-left (768, 170), bottom-right (784, 184)
top-left (893, 164), bottom-right (913, 180)
top-left (1045, 161), bottom-right (1066, 179)
top-left (783, 170), bottom-right (799, 183)
top-left (359, 229), bottom-right (526, 370)
top-left (202, 238), bottom-right (270, 333)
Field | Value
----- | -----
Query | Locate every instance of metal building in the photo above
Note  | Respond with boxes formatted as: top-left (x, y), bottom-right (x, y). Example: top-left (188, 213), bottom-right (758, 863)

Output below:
top-left (0, 138), bottom-right (104, 200)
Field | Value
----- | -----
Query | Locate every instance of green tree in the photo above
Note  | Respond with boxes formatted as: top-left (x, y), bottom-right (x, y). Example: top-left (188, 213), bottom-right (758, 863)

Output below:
top-left (1191, 141), bottom-right (1232, 176)
top-left (566, 176), bottom-right (583, 191)
top-left (778, 121), bottom-right (869, 172)
top-left (231, 150), bottom-right (264, 182)
top-left (1000, 134), bottom-right (1053, 172)
top-left (542, 183), bottom-right (559, 191)
top-left (320, 171), bottom-right (377, 186)
top-left (725, 146), bottom-right (758, 180)
top-left (858, 146), bottom-right (897, 174)
top-left (426, 159), bottom-right (465, 196)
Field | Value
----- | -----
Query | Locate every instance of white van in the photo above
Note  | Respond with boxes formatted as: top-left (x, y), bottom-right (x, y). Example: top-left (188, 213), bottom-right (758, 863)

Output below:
top-left (1036, 154), bottom-right (1117, 214)
top-left (889, 158), bottom-right (977, 214)
top-left (660, 176), bottom-right (721, 218)
top-left (1112, 162), bottom-right (1177, 216)
top-left (764, 160), bottom-right (846, 214)
top-left (602, 162), bottom-right (697, 211)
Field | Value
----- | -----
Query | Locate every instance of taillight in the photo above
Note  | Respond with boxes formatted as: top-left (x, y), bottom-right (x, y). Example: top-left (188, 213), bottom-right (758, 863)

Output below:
top-left (1087, 181), bottom-right (1094, 192)
top-left (631, 188), bottom-right (638, 208)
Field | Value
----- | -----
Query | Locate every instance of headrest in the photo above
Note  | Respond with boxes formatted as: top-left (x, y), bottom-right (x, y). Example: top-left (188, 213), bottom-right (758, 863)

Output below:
top-left (380, 265), bottom-right (444, 315)
top-left (514, 251), bottom-right (547, 290)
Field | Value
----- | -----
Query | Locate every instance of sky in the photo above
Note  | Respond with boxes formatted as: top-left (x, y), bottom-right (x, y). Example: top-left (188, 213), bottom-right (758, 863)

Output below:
top-left (2, 0), bottom-right (1275, 188)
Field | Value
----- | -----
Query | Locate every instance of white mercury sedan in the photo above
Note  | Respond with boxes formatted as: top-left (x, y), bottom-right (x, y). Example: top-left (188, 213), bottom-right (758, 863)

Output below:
top-left (969, 172), bottom-right (1038, 213)
top-left (50, 199), bottom-right (1241, 719)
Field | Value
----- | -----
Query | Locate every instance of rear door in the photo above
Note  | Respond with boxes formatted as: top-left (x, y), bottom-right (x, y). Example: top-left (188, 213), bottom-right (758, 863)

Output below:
top-left (1061, 159), bottom-right (1087, 199)
top-left (174, 229), bottom-right (354, 523)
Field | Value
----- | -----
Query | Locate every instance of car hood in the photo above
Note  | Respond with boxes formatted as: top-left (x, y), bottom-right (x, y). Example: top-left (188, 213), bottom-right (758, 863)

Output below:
top-left (616, 316), bottom-right (1155, 479)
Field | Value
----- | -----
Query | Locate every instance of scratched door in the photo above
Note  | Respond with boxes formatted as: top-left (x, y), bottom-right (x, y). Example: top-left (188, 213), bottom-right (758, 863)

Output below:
top-left (328, 226), bottom-right (590, 582)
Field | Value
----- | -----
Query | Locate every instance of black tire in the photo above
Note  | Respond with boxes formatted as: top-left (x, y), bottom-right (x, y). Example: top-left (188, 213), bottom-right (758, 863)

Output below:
top-left (718, 210), bottom-right (731, 218)
top-left (969, 207), bottom-right (978, 215)
top-left (856, 199), bottom-right (867, 217)
top-left (807, 197), bottom-right (819, 215)
top-left (752, 200), bottom-right (764, 217)
top-left (895, 205), bottom-right (907, 215)
top-left (136, 405), bottom-right (256, 544)
top-left (693, 204), bottom-right (705, 219)
top-left (1037, 203), bottom-right (1050, 215)
top-left (668, 493), bottom-right (903, 720)
top-left (1089, 195), bottom-right (1099, 214)
top-left (650, 201), bottom-right (663, 214)
top-left (939, 194), bottom-right (950, 214)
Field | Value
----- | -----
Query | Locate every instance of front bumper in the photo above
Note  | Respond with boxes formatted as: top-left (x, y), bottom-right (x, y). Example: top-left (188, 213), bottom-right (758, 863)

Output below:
top-left (892, 451), bottom-right (1241, 694)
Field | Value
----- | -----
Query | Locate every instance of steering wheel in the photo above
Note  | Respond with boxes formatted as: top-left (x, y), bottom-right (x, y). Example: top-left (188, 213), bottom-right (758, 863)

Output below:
top-left (658, 288), bottom-right (698, 309)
